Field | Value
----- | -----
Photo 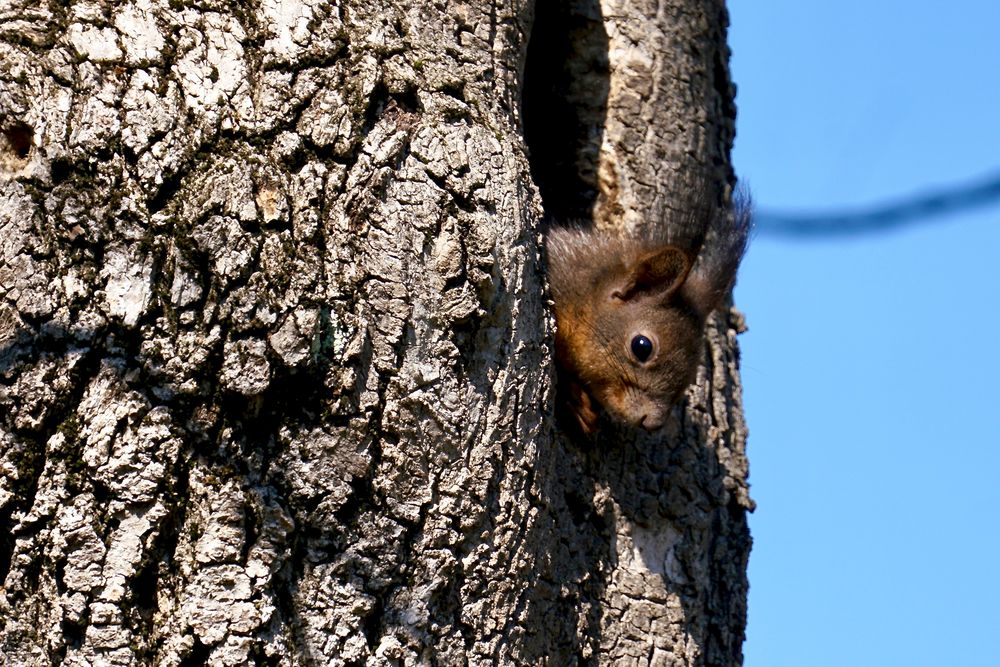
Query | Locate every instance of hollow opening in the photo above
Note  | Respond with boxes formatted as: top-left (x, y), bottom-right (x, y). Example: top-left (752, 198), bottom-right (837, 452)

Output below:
top-left (521, 0), bottom-right (610, 224)
top-left (1, 122), bottom-right (32, 159)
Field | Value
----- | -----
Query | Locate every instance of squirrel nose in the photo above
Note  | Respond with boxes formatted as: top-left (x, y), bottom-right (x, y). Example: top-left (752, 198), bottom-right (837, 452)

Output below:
top-left (638, 413), bottom-right (664, 431)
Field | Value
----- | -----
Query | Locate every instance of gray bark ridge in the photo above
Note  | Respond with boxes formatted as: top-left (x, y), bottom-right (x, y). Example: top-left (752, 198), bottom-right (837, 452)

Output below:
top-left (0, 0), bottom-right (749, 665)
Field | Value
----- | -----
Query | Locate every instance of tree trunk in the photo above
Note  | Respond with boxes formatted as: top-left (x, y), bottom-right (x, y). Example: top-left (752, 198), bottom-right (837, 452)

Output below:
top-left (0, 0), bottom-right (750, 665)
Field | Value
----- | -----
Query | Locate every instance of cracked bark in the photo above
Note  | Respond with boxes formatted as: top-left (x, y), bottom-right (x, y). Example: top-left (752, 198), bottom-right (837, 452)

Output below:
top-left (0, 0), bottom-right (749, 665)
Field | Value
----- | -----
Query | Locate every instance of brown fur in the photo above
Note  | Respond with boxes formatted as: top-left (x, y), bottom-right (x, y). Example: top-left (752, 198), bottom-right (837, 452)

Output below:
top-left (546, 198), bottom-right (750, 435)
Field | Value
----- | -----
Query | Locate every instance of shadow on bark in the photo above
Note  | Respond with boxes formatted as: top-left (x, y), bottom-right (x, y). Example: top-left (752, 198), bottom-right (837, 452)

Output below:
top-left (522, 400), bottom-right (747, 663)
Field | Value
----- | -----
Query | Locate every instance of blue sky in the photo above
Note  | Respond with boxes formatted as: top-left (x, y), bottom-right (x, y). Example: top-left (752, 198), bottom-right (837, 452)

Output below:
top-left (728, 2), bottom-right (1000, 665)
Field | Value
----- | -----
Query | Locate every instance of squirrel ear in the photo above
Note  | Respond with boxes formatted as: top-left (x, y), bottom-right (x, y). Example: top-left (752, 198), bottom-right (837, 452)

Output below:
top-left (612, 246), bottom-right (691, 302)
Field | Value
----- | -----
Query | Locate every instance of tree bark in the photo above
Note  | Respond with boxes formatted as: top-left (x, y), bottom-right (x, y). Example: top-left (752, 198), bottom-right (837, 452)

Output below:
top-left (0, 0), bottom-right (749, 665)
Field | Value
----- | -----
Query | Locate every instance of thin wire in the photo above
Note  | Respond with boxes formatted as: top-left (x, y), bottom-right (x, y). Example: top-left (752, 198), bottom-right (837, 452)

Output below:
top-left (753, 170), bottom-right (1000, 238)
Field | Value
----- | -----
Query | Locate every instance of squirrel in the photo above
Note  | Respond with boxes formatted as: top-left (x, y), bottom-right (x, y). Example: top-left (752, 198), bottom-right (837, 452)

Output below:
top-left (545, 193), bottom-right (751, 435)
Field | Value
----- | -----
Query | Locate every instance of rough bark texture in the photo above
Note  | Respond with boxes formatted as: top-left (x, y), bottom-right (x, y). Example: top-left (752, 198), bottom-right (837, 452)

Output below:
top-left (0, 0), bottom-right (749, 665)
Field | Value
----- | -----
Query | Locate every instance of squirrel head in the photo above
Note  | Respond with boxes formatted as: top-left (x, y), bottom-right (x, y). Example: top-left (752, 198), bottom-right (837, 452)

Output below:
top-left (547, 197), bottom-right (750, 436)
top-left (554, 244), bottom-right (706, 435)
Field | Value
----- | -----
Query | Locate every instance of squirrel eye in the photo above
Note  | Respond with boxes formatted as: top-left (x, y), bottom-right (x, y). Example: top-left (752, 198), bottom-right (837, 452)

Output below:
top-left (630, 334), bottom-right (654, 362)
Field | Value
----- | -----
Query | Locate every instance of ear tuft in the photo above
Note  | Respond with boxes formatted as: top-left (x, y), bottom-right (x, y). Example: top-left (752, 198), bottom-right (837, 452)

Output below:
top-left (612, 246), bottom-right (691, 302)
top-left (683, 189), bottom-right (752, 317)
